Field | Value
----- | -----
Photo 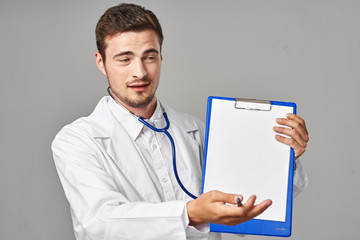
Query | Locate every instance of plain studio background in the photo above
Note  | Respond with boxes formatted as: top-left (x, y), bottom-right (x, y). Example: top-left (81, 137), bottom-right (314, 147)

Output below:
top-left (1, 0), bottom-right (359, 239)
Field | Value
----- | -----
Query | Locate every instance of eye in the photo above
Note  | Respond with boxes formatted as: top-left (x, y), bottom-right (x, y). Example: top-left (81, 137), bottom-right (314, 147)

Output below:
top-left (115, 57), bottom-right (131, 66)
top-left (143, 55), bottom-right (157, 62)
top-left (118, 58), bottom-right (130, 63)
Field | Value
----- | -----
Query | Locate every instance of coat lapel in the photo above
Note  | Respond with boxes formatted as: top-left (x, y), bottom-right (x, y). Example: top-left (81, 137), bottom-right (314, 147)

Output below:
top-left (89, 97), bottom-right (161, 202)
top-left (106, 126), bottom-right (161, 202)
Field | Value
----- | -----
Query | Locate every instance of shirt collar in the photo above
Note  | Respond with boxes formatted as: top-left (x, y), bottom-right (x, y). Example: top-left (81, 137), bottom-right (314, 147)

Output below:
top-left (108, 97), bottom-right (164, 141)
top-left (149, 99), bottom-right (164, 123)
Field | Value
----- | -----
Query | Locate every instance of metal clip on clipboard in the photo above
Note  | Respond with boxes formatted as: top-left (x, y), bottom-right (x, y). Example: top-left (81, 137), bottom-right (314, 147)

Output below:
top-left (234, 98), bottom-right (272, 111)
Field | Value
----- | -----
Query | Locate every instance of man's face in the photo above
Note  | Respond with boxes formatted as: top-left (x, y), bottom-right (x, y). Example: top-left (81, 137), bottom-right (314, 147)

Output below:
top-left (96, 29), bottom-right (162, 108)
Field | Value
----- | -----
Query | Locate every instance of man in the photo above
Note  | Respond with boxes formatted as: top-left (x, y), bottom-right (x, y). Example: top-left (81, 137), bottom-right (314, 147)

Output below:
top-left (52, 3), bottom-right (308, 240)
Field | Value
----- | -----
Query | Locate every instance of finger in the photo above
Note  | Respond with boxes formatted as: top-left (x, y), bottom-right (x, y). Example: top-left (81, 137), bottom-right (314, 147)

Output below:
top-left (286, 113), bottom-right (309, 135)
top-left (276, 118), bottom-right (309, 142)
top-left (246, 199), bottom-right (272, 219)
top-left (231, 196), bottom-right (272, 219)
top-left (216, 197), bottom-right (271, 223)
top-left (275, 134), bottom-right (302, 149)
top-left (207, 190), bottom-right (243, 205)
top-left (275, 135), bottom-right (305, 159)
top-left (273, 126), bottom-right (307, 148)
top-left (285, 113), bottom-right (309, 135)
top-left (242, 195), bottom-right (257, 209)
top-left (219, 195), bottom-right (257, 216)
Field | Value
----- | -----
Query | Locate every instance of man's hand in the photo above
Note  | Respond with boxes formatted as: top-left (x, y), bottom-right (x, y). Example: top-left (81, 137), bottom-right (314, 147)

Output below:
top-left (187, 190), bottom-right (272, 226)
top-left (273, 113), bottom-right (309, 160)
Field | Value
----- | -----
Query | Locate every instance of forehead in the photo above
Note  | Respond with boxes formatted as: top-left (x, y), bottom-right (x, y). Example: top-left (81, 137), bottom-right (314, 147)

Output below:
top-left (104, 29), bottom-right (161, 55)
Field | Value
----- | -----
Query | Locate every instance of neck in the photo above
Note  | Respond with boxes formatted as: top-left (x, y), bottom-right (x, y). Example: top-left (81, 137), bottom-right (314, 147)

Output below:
top-left (111, 93), bottom-right (157, 119)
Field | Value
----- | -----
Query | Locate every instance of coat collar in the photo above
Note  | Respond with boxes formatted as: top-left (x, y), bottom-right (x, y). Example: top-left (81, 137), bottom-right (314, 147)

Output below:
top-left (162, 103), bottom-right (200, 133)
top-left (107, 97), bottom-right (143, 141)
top-left (88, 96), bottom-right (200, 138)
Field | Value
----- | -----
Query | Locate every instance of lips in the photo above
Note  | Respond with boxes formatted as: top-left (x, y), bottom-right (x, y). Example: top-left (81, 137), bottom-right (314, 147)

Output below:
top-left (127, 81), bottom-right (150, 92)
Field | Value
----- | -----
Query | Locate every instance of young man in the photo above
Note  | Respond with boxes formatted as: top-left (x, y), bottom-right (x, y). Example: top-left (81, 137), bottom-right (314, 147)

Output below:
top-left (52, 3), bottom-right (308, 240)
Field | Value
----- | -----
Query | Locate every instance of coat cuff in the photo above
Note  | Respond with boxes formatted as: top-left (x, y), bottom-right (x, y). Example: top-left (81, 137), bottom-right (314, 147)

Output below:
top-left (182, 201), bottom-right (210, 239)
top-left (293, 159), bottom-right (308, 198)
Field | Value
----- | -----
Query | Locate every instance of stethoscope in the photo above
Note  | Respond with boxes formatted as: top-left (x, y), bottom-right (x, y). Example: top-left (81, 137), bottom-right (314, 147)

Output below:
top-left (107, 87), bottom-right (197, 199)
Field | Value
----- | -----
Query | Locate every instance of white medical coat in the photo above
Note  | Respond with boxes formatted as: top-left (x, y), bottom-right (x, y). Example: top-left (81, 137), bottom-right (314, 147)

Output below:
top-left (52, 96), bottom-right (307, 240)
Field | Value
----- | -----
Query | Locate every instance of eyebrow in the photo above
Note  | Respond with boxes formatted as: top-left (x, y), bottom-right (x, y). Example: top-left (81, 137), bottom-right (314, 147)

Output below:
top-left (112, 48), bottom-right (159, 59)
top-left (112, 51), bottom-right (134, 59)
top-left (143, 48), bottom-right (159, 55)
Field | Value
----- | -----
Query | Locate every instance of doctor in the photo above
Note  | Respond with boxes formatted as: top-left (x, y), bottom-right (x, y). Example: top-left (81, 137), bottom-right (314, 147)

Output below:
top-left (52, 3), bottom-right (309, 240)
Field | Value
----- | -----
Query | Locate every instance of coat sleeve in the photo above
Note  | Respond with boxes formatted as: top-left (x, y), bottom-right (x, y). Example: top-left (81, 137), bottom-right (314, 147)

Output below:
top-left (52, 126), bottom-right (190, 240)
top-left (292, 159), bottom-right (308, 198)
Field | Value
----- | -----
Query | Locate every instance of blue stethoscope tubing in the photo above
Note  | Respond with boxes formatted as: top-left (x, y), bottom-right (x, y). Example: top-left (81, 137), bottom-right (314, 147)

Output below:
top-left (138, 113), bottom-right (197, 199)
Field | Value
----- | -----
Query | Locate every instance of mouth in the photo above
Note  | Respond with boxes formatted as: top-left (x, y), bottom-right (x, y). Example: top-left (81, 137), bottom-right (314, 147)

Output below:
top-left (127, 81), bottom-right (150, 92)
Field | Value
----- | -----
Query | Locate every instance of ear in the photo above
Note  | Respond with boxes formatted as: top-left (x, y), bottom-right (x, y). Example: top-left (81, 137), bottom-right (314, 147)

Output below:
top-left (95, 52), bottom-right (107, 75)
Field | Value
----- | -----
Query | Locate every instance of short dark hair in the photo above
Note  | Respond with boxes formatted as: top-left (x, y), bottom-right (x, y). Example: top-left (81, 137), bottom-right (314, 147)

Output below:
top-left (95, 3), bottom-right (164, 62)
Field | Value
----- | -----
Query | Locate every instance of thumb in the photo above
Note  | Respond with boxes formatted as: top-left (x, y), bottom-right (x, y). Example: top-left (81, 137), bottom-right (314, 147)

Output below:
top-left (208, 190), bottom-right (243, 204)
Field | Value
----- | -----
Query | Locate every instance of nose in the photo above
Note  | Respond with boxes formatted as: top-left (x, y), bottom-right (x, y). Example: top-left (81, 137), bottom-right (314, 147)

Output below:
top-left (132, 59), bottom-right (147, 80)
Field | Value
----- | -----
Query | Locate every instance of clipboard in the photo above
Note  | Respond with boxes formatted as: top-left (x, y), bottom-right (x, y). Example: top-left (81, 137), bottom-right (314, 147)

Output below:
top-left (201, 96), bottom-right (296, 237)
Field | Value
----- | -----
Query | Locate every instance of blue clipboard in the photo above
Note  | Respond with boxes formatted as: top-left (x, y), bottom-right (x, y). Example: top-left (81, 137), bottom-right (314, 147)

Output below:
top-left (201, 96), bottom-right (296, 237)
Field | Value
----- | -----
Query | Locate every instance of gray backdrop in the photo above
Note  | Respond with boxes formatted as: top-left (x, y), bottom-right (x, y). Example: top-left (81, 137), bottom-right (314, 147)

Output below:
top-left (1, 0), bottom-right (359, 239)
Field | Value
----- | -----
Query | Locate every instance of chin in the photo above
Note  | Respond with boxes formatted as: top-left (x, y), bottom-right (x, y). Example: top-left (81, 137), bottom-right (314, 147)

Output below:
top-left (123, 95), bottom-right (155, 108)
